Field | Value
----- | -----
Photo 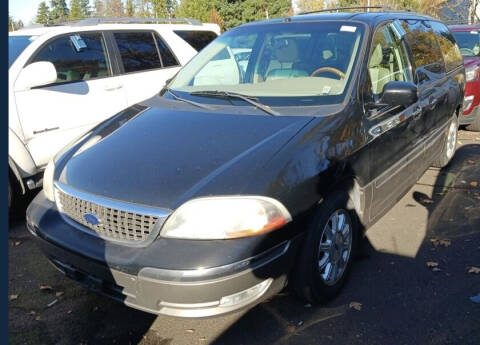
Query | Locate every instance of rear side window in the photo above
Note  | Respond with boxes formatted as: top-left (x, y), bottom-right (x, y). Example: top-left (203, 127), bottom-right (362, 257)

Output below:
top-left (114, 32), bottom-right (162, 73)
top-left (174, 30), bottom-right (217, 51)
top-left (155, 34), bottom-right (179, 67)
top-left (428, 21), bottom-right (463, 72)
top-left (402, 20), bottom-right (445, 82)
top-left (32, 32), bottom-right (110, 84)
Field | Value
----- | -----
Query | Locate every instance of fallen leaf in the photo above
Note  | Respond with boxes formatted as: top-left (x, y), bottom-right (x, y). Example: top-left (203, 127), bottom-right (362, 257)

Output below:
top-left (55, 291), bottom-right (64, 297)
top-left (67, 310), bottom-right (72, 314)
top-left (426, 261), bottom-right (439, 268)
top-left (40, 285), bottom-right (53, 291)
top-left (47, 299), bottom-right (58, 308)
top-left (458, 140), bottom-right (463, 145)
top-left (432, 267), bottom-right (442, 272)
top-left (13, 240), bottom-right (22, 246)
top-left (199, 337), bottom-right (207, 341)
top-left (185, 329), bottom-right (195, 334)
top-left (431, 239), bottom-right (451, 247)
top-left (304, 303), bottom-right (312, 308)
top-left (467, 266), bottom-right (480, 274)
top-left (468, 160), bottom-right (475, 164)
top-left (349, 302), bottom-right (362, 311)
top-left (35, 316), bottom-right (41, 321)
top-left (286, 325), bottom-right (296, 333)
top-left (470, 294), bottom-right (480, 303)
top-left (297, 320), bottom-right (304, 327)
top-left (470, 181), bottom-right (479, 187)
top-left (9, 294), bottom-right (19, 301)
top-left (28, 311), bottom-right (36, 316)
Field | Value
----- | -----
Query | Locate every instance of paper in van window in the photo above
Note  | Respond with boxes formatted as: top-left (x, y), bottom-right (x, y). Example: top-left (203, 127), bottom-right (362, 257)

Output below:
top-left (470, 30), bottom-right (478, 34)
top-left (340, 25), bottom-right (357, 32)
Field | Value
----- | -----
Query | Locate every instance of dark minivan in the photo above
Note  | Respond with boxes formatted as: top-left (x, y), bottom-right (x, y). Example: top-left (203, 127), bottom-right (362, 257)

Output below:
top-left (27, 10), bottom-right (465, 318)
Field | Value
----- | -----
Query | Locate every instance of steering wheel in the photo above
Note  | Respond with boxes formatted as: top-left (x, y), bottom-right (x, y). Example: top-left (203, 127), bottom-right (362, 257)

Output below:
top-left (460, 47), bottom-right (475, 56)
top-left (311, 67), bottom-right (345, 79)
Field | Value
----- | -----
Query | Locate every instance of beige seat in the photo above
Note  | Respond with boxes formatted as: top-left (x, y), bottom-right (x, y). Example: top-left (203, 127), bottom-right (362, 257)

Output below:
top-left (266, 38), bottom-right (308, 81)
top-left (368, 44), bottom-right (391, 95)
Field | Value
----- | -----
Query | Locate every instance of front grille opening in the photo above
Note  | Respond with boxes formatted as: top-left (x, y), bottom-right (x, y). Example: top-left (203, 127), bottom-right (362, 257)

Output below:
top-left (55, 189), bottom-right (159, 243)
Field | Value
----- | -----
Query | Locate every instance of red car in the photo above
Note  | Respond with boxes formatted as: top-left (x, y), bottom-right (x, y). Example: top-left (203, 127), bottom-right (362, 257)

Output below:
top-left (450, 24), bottom-right (480, 131)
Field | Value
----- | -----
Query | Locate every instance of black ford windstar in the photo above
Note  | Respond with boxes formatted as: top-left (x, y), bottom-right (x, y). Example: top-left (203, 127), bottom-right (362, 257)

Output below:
top-left (27, 9), bottom-right (465, 317)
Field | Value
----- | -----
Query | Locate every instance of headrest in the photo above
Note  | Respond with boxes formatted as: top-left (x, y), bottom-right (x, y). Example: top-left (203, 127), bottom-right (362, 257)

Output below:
top-left (274, 38), bottom-right (299, 63)
top-left (369, 44), bottom-right (384, 67)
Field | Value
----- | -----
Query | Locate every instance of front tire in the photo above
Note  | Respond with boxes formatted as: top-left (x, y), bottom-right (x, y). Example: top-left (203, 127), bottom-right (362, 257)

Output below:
top-left (292, 192), bottom-right (359, 304)
top-left (432, 115), bottom-right (458, 168)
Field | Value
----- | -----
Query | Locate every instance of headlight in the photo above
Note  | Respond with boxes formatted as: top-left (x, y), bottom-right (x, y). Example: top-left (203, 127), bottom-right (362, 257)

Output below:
top-left (466, 65), bottom-right (480, 82)
top-left (43, 160), bottom-right (55, 202)
top-left (160, 196), bottom-right (292, 240)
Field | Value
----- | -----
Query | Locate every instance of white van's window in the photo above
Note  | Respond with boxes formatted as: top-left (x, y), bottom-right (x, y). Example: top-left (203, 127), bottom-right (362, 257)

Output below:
top-left (32, 32), bottom-right (110, 84)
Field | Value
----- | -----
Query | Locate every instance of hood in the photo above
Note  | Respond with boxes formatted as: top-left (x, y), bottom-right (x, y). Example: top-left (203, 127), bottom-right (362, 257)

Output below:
top-left (58, 105), bottom-right (312, 209)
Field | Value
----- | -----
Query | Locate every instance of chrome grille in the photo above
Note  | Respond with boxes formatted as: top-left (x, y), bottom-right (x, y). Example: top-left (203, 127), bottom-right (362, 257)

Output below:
top-left (55, 185), bottom-right (167, 243)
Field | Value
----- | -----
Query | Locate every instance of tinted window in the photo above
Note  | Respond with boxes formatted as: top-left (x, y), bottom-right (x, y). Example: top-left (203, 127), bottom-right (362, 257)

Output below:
top-left (451, 30), bottom-right (480, 57)
top-left (155, 34), bottom-right (179, 67)
top-left (368, 24), bottom-right (412, 97)
top-left (174, 30), bottom-right (217, 51)
top-left (32, 33), bottom-right (110, 84)
top-left (114, 32), bottom-right (161, 73)
top-left (402, 20), bottom-right (445, 82)
top-left (9, 35), bottom-right (34, 67)
top-left (429, 21), bottom-right (463, 72)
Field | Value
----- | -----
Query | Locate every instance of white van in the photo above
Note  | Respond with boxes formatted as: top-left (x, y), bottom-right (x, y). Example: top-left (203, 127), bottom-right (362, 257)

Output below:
top-left (8, 18), bottom-right (220, 208)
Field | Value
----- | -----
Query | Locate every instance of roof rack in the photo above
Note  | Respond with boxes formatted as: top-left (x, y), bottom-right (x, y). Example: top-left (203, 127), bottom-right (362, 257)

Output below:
top-left (299, 6), bottom-right (399, 15)
top-left (40, 17), bottom-right (202, 27)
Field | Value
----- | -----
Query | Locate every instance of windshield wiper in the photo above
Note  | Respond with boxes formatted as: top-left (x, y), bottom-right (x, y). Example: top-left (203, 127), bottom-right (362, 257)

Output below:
top-left (164, 88), bottom-right (214, 111)
top-left (190, 90), bottom-right (280, 116)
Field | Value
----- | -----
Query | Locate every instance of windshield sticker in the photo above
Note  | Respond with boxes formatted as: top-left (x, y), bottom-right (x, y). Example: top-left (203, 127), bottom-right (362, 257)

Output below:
top-left (340, 25), bottom-right (357, 32)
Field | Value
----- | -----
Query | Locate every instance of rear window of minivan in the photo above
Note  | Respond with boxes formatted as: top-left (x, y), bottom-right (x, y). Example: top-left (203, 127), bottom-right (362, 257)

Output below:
top-left (174, 30), bottom-right (218, 51)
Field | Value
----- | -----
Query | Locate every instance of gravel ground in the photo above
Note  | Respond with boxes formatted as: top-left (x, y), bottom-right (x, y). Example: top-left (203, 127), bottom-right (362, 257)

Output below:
top-left (8, 129), bottom-right (480, 345)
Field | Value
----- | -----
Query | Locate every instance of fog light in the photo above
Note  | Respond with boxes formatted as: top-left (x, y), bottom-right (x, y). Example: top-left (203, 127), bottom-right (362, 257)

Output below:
top-left (219, 278), bottom-right (272, 307)
top-left (463, 95), bottom-right (474, 112)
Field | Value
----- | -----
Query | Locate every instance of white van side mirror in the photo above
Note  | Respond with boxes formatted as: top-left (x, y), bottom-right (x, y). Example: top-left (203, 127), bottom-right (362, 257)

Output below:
top-left (14, 61), bottom-right (57, 91)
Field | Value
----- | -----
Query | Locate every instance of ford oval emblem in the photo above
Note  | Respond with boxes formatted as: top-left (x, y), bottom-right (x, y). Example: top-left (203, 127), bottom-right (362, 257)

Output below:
top-left (84, 213), bottom-right (101, 226)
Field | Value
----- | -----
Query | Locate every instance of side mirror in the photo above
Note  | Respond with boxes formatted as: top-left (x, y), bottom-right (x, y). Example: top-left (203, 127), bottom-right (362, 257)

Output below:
top-left (380, 81), bottom-right (418, 107)
top-left (14, 61), bottom-right (57, 91)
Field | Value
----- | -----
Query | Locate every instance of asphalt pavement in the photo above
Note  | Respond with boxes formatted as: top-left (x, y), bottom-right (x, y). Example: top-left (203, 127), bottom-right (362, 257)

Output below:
top-left (8, 129), bottom-right (480, 345)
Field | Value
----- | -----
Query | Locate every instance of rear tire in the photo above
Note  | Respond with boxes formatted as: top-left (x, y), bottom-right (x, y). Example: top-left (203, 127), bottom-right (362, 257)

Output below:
top-left (292, 192), bottom-right (359, 304)
top-left (432, 115), bottom-right (458, 168)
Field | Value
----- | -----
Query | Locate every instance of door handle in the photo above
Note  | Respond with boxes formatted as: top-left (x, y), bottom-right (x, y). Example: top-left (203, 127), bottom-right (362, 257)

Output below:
top-left (428, 96), bottom-right (438, 109)
top-left (104, 84), bottom-right (123, 91)
top-left (412, 107), bottom-right (422, 119)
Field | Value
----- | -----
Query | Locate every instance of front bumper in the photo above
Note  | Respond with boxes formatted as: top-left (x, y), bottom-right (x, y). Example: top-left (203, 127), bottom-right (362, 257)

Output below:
top-left (26, 192), bottom-right (301, 317)
top-left (461, 100), bottom-right (480, 126)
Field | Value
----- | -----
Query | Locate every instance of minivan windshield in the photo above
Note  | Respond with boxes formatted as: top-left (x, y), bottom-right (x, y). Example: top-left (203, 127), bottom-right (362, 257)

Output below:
top-left (451, 30), bottom-right (480, 57)
top-left (9, 36), bottom-right (35, 67)
top-left (169, 21), bottom-right (365, 107)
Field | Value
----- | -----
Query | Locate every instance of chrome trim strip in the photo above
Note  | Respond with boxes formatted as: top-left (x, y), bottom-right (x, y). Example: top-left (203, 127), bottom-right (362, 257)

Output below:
top-left (55, 181), bottom-right (172, 218)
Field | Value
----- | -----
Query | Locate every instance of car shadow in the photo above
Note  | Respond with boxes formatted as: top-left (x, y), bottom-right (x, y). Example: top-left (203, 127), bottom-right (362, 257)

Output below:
top-left (207, 144), bottom-right (480, 345)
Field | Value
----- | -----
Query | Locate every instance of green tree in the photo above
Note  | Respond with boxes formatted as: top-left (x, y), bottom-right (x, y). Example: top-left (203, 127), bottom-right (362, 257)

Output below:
top-left (36, 1), bottom-right (50, 24)
top-left (94, 0), bottom-right (105, 16)
top-left (105, 0), bottom-right (124, 17)
top-left (126, 0), bottom-right (135, 16)
top-left (50, 0), bottom-right (69, 23)
top-left (80, 0), bottom-right (92, 16)
top-left (9, 15), bottom-right (14, 31)
top-left (175, 0), bottom-right (211, 21)
top-left (70, 0), bottom-right (84, 19)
